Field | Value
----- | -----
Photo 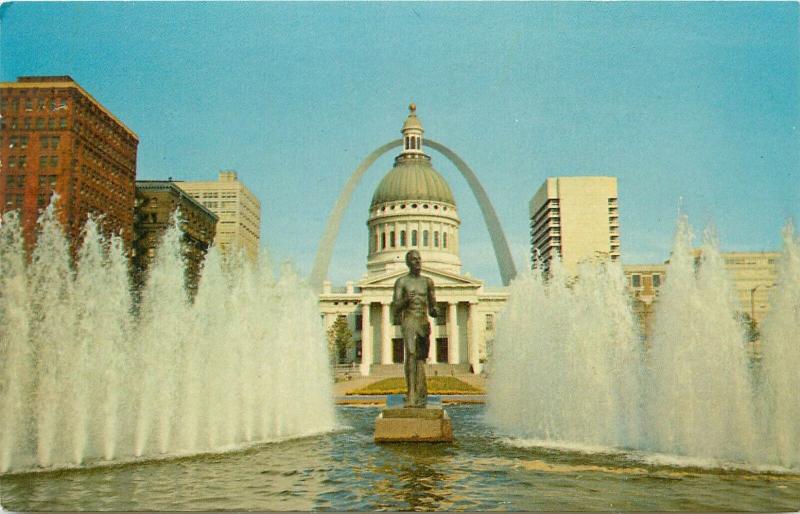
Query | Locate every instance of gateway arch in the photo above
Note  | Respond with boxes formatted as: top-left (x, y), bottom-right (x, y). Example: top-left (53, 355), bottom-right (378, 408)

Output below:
top-left (310, 138), bottom-right (517, 290)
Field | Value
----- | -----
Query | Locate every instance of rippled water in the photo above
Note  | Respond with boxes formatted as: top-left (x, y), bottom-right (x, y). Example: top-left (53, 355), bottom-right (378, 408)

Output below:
top-left (1, 405), bottom-right (798, 511)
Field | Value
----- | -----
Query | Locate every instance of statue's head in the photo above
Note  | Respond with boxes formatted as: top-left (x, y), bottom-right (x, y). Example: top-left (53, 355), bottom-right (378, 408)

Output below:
top-left (405, 250), bottom-right (422, 274)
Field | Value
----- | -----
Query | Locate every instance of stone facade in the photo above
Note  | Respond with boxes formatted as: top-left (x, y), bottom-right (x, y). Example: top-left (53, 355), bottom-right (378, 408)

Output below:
top-left (625, 251), bottom-right (780, 339)
top-left (133, 181), bottom-right (217, 296)
top-left (623, 264), bottom-right (667, 341)
top-left (175, 171), bottom-right (261, 263)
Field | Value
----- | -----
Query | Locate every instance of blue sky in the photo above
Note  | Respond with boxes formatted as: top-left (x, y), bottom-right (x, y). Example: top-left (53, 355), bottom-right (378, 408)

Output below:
top-left (2, 1), bottom-right (798, 285)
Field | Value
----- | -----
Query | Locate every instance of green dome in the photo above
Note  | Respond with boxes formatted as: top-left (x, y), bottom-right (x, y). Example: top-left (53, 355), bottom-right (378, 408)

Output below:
top-left (371, 158), bottom-right (456, 207)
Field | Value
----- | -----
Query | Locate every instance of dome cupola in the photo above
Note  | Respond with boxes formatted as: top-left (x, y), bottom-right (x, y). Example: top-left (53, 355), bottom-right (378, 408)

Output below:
top-left (366, 105), bottom-right (461, 276)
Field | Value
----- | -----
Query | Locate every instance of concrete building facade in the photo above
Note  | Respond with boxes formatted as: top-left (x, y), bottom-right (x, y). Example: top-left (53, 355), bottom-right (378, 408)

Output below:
top-left (625, 251), bottom-right (779, 340)
top-left (624, 264), bottom-right (667, 341)
top-left (319, 106), bottom-right (507, 376)
top-left (0, 76), bottom-right (138, 250)
top-left (133, 180), bottom-right (217, 296)
top-left (176, 171), bottom-right (260, 262)
top-left (697, 250), bottom-right (780, 325)
top-left (529, 177), bottom-right (620, 273)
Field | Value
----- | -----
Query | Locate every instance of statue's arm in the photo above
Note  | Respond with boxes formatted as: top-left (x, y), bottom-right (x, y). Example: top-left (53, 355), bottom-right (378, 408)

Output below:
top-left (391, 279), bottom-right (405, 324)
top-left (427, 277), bottom-right (438, 318)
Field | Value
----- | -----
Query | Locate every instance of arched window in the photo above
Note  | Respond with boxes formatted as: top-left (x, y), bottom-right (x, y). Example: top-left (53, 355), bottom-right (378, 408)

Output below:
top-left (443, 232), bottom-right (448, 248)
top-left (411, 230), bottom-right (418, 246)
top-left (400, 230), bottom-right (407, 246)
top-left (423, 230), bottom-right (429, 246)
top-left (390, 231), bottom-right (396, 247)
top-left (381, 232), bottom-right (386, 249)
top-left (434, 231), bottom-right (439, 247)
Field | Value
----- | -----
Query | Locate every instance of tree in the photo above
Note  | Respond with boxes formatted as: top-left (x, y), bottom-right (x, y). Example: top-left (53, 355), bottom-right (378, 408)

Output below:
top-left (327, 315), bottom-right (354, 365)
top-left (736, 312), bottom-right (759, 343)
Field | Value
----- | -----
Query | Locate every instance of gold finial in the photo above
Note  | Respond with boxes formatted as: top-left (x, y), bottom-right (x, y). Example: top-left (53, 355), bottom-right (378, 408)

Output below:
top-left (409, 103), bottom-right (416, 113)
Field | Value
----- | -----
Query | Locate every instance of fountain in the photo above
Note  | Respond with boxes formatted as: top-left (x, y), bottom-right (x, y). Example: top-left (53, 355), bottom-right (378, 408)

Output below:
top-left (488, 215), bottom-right (799, 472)
top-left (0, 205), bottom-right (336, 474)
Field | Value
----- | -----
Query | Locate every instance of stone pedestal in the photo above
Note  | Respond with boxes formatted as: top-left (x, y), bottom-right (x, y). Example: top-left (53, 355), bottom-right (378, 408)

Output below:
top-left (374, 403), bottom-right (454, 443)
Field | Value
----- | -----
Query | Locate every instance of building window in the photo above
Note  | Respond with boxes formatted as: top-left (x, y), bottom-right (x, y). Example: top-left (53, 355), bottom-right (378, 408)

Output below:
top-left (381, 232), bottom-right (386, 249)
top-left (423, 230), bottom-right (429, 246)
top-left (434, 231), bottom-right (439, 247)
top-left (652, 274), bottom-right (661, 288)
top-left (400, 230), bottom-right (406, 246)
top-left (390, 231), bottom-right (395, 247)
top-left (631, 274), bottom-right (641, 288)
top-left (443, 232), bottom-right (448, 248)
top-left (23, 117), bottom-right (31, 129)
top-left (411, 229), bottom-right (418, 246)
top-left (486, 313), bottom-right (495, 331)
top-left (36, 118), bottom-right (44, 129)
top-left (48, 118), bottom-right (56, 129)
top-left (59, 118), bottom-right (67, 128)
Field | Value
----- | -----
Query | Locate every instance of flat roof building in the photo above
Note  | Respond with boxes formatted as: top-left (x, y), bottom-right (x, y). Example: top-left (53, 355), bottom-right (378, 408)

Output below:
top-left (133, 180), bottom-right (217, 297)
top-left (176, 171), bottom-right (260, 262)
top-left (529, 176), bottom-right (620, 274)
top-left (0, 76), bottom-right (138, 251)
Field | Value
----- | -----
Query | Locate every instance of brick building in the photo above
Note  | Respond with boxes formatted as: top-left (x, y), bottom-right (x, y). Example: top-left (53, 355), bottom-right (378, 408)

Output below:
top-left (133, 180), bottom-right (218, 296)
top-left (0, 76), bottom-right (138, 250)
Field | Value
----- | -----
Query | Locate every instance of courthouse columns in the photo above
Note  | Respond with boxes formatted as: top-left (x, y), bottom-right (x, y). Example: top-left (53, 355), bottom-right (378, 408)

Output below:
top-left (428, 326), bottom-right (438, 364)
top-left (381, 303), bottom-right (393, 364)
top-left (360, 302), bottom-right (372, 376)
top-left (468, 301), bottom-right (482, 374)
top-left (447, 302), bottom-right (460, 364)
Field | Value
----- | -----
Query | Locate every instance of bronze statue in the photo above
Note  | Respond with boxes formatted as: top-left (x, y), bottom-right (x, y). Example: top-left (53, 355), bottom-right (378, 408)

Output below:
top-left (392, 250), bottom-right (438, 407)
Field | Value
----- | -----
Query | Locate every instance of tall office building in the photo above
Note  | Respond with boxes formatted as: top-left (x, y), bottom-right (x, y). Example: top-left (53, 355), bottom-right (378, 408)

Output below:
top-left (0, 76), bottom-right (138, 249)
top-left (176, 171), bottom-right (260, 262)
top-left (529, 177), bottom-right (620, 273)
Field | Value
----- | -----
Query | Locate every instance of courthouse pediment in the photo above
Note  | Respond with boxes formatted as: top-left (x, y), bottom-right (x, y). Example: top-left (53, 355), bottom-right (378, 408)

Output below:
top-left (359, 265), bottom-right (483, 291)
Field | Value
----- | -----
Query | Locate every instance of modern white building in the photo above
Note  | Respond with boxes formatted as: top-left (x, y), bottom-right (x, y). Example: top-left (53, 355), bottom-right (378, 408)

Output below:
top-left (176, 171), bottom-right (261, 262)
top-left (319, 106), bottom-right (507, 376)
top-left (529, 176), bottom-right (620, 273)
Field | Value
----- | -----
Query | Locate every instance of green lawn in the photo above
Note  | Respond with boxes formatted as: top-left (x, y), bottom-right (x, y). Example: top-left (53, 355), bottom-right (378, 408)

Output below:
top-left (347, 376), bottom-right (484, 395)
